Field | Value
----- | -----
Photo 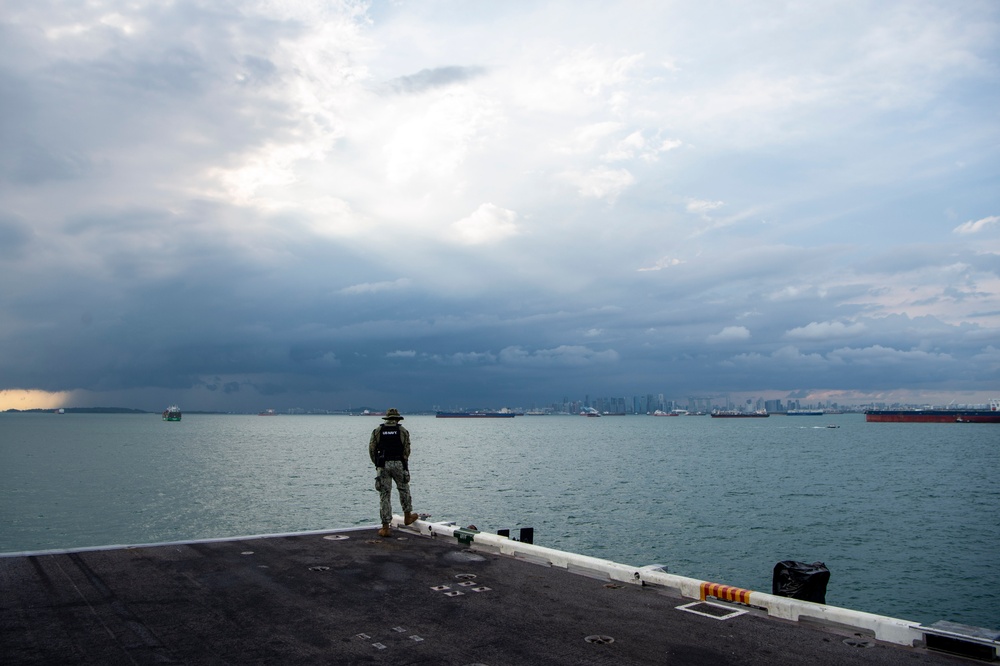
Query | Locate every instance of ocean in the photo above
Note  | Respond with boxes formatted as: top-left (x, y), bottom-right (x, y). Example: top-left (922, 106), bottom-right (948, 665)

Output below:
top-left (1, 411), bottom-right (996, 630)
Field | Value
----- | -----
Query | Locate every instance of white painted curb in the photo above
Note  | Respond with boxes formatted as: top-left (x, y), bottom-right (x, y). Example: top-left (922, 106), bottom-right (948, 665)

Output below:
top-left (400, 516), bottom-right (955, 649)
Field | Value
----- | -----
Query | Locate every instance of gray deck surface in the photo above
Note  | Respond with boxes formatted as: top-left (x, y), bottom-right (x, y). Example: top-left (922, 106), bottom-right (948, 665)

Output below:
top-left (1, 526), bottom-right (975, 665)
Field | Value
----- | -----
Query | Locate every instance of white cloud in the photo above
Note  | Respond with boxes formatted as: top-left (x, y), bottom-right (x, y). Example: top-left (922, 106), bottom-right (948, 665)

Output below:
top-left (785, 321), bottom-right (867, 341)
top-left (340, 279), bottom-right (411, 295)
top-left (659, 138), bottom-right (683, 153)
top-left (602, 130), bottom-right (646, 162)
top-left (451, 203), bottom-right (520, 245)
top-left (953, 215), bottom-right (999, 235)
top-left (686, 199), bottom-right (725, 217)
top-left (560, 167), bottom-right (635, 202)
top-left (436, 351), bottom-right (497, 365)
top-left (707, 326), bottom-right (751, 343)
top-left (498, 345), bottom-right (619, 366)
top-left (552, 49), bottom-right (644, 98)
top-left (638, 256), bottom-right (684, 272)
top-left (602, 131), bottom-right (682, 163)
top-left (826, 345), bottom-right (953, 365)
top-left (557, 122), bottom-right (622, 155)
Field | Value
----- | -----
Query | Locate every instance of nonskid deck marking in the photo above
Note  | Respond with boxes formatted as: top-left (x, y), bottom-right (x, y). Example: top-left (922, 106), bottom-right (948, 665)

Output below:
top-left (677, 601), bottom-right (749, 621)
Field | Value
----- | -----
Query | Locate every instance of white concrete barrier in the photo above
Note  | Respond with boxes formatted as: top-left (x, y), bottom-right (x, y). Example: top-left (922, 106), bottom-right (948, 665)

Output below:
top-left (397, 516), bottom-right (951, 648)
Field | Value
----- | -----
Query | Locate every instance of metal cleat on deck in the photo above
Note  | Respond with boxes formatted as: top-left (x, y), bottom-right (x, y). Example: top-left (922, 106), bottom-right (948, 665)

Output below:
top-left (496, 527), bottom-right (534, 544)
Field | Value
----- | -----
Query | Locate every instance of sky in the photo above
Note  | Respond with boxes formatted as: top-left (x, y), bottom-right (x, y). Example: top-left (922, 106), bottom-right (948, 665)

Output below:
top-left (1, 0), bottom-right (999, 413)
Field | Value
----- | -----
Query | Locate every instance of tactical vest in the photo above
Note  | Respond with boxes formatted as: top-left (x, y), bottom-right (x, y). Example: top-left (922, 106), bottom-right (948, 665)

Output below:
top-left (377, 424), bottom-right (404, 461)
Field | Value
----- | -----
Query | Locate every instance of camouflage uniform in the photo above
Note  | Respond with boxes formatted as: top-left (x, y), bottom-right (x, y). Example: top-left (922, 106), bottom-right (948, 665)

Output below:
top-left (369, 413), bottom-right (413, 525)
top-left (375, 460), bottom-right (412, 525)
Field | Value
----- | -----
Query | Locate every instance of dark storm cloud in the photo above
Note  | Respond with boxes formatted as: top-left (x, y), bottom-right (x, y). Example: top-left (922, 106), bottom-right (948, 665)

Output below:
top-left (0, 1), bottom-right (998, 412)
top-left (0, 215), bottom-right (33, 258)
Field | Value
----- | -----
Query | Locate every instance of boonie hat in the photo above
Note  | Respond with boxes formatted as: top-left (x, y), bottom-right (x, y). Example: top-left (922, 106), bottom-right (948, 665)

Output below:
top-left (382, 408), bottom-right (404, 420)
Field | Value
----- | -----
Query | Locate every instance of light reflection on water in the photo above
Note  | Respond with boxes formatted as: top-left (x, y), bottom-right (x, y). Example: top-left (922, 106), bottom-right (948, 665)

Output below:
top-left (1, 412), bottom-right (996, 629)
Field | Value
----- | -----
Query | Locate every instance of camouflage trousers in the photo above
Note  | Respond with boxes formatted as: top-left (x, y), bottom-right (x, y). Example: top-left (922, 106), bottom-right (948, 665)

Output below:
top-left (375, 460), bottom-right (412, 525)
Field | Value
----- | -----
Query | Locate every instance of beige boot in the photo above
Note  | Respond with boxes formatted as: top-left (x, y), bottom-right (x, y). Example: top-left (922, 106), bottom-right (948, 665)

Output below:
top-left (378, 523), bottom-right (391, 537)
top-left (404, 512), bottom-right (419, 526)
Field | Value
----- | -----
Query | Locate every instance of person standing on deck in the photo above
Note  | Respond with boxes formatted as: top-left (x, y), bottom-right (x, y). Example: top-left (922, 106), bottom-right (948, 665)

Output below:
top-left (369, 408), bottom-right (419, 537)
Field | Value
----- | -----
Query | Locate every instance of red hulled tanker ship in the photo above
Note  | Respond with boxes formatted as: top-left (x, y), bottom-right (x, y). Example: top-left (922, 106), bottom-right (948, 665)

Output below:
top-left (865, 399), bottom-right (1000, 423)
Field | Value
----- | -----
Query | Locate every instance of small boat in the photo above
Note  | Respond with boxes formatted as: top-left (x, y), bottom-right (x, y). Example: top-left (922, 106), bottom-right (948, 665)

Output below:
top-left (162, 406), bottom-right (182, 421)
top-left (259, 409), bottom-right (277, 416)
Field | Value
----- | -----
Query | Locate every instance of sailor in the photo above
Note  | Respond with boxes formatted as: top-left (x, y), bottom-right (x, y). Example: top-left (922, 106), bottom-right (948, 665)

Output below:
top-left (369, 408), bottom-right (419, 537)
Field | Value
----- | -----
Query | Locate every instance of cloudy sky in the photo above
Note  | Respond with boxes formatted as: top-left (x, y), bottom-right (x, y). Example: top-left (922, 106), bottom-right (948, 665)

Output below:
top-left (2, 0), bottom-right (998, 412)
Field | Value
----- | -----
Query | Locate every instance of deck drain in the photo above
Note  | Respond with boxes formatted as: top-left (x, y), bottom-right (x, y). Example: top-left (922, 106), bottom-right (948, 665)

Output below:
top-left (584, 635), bottom-right (615, 645)
top-left (455, 573), bottom-right (478, 580)
top-left (843, 638), bottom-right (874, 648)
top-left (308, 565), bottom-right (330, 572)
top-left (323, 535), bottom-right (350, 541)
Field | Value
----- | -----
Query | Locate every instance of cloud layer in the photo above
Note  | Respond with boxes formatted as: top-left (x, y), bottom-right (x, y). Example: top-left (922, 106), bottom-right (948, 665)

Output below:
top-left (1, 0), bottom-right (998, 411)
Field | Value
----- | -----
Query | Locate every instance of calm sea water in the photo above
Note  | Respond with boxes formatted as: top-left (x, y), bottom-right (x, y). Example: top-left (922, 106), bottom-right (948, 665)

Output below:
top-left (1, 412), bottom-right (996, 629)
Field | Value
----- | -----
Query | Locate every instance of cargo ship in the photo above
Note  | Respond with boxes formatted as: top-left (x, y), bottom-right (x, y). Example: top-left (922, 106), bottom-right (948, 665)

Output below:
top-left (435, 411), bottom-right (517, 418)
top-left (865, 399), bottom-right (1000, 423)
top-left (786, 409), bottom-right (824, 416)
top-left (711, 409), bottom-right (769, 418)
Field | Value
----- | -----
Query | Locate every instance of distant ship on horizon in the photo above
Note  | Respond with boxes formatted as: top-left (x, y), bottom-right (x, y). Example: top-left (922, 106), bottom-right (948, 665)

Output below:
top-left (436, 411), bottom-right (517, 418)
top-left (711, 409), bottom-right (768, 418)
top-left (866, 399), bottom-right (999, 423)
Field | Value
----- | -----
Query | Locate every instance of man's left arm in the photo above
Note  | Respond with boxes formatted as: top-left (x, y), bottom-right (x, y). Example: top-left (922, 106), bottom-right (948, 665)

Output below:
top-left (369, 429), bottom-right (379, 466)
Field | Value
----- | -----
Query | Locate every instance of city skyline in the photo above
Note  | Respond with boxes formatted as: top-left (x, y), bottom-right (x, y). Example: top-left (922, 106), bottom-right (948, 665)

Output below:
top-left (5, 387), bottom-right (993, 415)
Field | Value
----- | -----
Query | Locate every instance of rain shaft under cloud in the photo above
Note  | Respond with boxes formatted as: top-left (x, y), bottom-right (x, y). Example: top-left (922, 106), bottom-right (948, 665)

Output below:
top-left (1, 0), bottom-right (998, 412)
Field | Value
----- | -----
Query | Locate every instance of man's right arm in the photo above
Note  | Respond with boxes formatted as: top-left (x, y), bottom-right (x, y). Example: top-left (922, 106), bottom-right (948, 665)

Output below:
top-left (369, 429), bottom-right (379, 466)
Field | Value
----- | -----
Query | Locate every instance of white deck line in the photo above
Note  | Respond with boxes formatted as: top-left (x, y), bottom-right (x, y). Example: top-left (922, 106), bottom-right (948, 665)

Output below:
top-left (0, 525), bottom-right (378, 559)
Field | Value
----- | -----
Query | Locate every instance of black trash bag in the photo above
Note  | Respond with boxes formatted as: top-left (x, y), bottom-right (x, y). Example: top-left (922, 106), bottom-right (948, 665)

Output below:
top-left (772, 560), bottom-right (829, 603)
